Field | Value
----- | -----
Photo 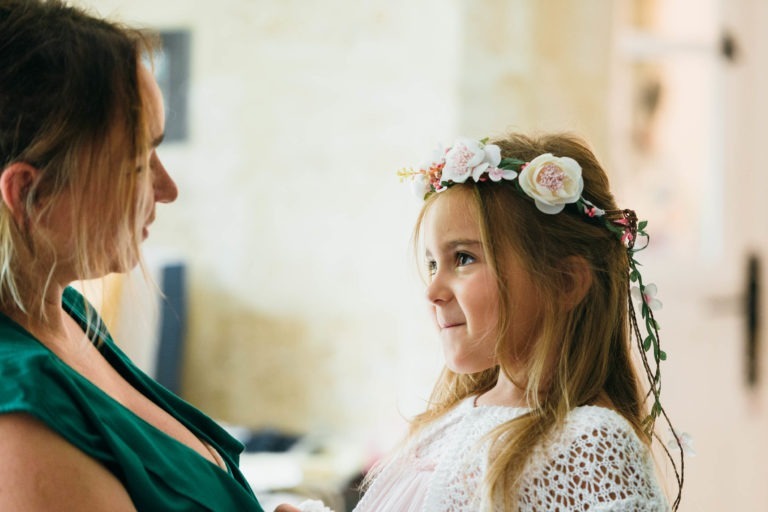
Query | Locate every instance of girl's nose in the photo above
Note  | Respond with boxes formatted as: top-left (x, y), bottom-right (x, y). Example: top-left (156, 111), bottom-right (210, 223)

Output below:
top-left (425, 273), bottom-right (451, 305)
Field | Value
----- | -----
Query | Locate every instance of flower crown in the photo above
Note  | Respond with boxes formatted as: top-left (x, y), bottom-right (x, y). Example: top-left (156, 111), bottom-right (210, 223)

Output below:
top-left (399, 137), bottom-right (684, 509)
top-left (398, 137), bottom-right (641, 246)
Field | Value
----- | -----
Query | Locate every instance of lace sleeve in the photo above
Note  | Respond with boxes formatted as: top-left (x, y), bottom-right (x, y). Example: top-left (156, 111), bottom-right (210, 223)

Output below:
top-left (516, 407), bottom-right (669, 512)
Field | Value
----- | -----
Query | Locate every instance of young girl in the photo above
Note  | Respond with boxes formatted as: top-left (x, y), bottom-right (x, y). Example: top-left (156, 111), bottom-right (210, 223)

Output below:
top-left (281, 132), bottom-right (685, 512)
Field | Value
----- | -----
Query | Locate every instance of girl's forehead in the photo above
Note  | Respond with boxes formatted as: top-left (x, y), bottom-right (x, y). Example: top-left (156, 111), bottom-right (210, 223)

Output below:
top-left (426, 188), bottom-right (477, 219)
top-left (422, 191), bottom-right (483, 244)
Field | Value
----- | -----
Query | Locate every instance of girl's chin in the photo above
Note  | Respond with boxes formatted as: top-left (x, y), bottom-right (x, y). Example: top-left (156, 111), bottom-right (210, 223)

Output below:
top-left (443, 358), bottom-right (495, 375)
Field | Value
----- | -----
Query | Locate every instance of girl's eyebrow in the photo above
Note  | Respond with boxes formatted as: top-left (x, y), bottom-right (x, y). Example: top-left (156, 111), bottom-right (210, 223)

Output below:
top-left (426, 239), bottom-right (482, 258)
top-left (445, 239), bottom-right (481, 250)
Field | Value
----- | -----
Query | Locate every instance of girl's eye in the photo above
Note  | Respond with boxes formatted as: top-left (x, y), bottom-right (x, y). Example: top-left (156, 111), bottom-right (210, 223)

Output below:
top-left (456, 252), bottom-right (476, 267)
top-left (426, 259), bottom-right (437, 276)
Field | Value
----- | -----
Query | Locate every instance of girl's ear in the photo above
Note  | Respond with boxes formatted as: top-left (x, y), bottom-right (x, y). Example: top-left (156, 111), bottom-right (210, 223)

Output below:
top-left (559, 255), bottom-right (593, 311)
top-left (0, 162), bottom-right (38, 225)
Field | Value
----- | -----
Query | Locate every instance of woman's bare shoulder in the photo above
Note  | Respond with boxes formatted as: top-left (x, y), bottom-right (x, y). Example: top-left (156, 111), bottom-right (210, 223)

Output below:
top-left (0, 413), bottom-right (137, 512)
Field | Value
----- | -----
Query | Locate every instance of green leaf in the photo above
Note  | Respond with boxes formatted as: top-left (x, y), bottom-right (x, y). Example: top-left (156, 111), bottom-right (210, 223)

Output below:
top-left (643, 336), bottom-right (653, 351)
top-left (630, 271), bottom-right (639, 282)
top-left (638, 220), bottom-right (648, 231)
top-left (499, 157), bottom-right (525, 168)
top-left (660, 350), bottom-right (667, 361)
top-left (480, 137), bottom-right (489, 144)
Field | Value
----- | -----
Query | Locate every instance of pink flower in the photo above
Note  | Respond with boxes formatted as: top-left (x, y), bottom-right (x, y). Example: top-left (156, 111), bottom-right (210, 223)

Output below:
top-left (487, 167), bottom-right (518, 182)
top-left (631, 283), bottom-right (662, 311)
top-left (667, 429), bottom-right (695, 457)
top-left (584, 205), bottom-right (604, 217)
top-left (441, 138), bottom-right (502, 183)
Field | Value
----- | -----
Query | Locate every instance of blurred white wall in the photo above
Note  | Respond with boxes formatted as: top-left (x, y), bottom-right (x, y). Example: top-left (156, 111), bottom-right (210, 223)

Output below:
top-left (77, 0), bottom-right (616, 436)
top-left (78, 0), bottom-right (464, 447)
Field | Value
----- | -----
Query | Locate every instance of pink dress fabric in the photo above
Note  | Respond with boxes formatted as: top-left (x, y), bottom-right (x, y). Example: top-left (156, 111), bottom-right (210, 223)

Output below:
top-left (353, 396), bottom-right (507, 512)
top-left (353, 457), bottom-right (433, 512)
top-left (353, 396), bottom-right (669, 512)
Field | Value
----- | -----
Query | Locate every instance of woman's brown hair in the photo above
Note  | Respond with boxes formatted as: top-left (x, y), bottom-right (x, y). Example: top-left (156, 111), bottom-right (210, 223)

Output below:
top-left (0, 0), bottom-right (158, 319)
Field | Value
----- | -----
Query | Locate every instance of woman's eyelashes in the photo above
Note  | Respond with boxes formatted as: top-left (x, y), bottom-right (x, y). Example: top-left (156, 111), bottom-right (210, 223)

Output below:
top-left (134, 148), bottom-right (162, 172)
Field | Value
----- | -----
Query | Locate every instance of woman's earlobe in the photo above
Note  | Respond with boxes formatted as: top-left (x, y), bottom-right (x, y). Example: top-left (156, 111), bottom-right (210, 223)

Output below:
top-left (0, 162), bottom-right (38, 224)
top-left (560, 255), bottom-right (593, 311)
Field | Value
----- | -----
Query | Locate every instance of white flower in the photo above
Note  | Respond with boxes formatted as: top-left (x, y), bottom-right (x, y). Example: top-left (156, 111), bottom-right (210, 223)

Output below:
top-left (419, 144), bottom-right (446, 171)
top-left (442, 138), bottom-right (501, 184)
top-left (631, 283), bottom-right (662, 311)
top-left (410, 173), bottom-right (429, 199)
top-left (518, 153), bottom-right (584, 214)
top-left (472, 143), bottom-right (502, 180)
top-left (667, 429), bottom-right (695, 457)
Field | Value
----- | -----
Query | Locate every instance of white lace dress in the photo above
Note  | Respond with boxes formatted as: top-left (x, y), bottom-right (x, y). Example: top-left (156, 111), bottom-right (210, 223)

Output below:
top-left (353, 397), bottom-right (669, 512)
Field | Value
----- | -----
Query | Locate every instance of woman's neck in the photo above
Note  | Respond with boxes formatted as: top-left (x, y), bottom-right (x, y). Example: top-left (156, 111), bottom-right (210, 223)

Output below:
top-left (1, 283), bottom-right (76, 348)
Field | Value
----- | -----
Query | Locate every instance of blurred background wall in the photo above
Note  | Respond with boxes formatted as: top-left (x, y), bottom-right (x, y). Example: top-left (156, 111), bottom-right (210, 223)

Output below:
top-left (74, 0), bottom-right (768, 510)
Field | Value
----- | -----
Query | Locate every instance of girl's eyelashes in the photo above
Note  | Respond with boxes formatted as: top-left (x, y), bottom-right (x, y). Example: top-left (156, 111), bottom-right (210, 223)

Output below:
top-left (456, 251), bottom-right (476, 267)
top-left (425, 251), bottom-right (477, 276)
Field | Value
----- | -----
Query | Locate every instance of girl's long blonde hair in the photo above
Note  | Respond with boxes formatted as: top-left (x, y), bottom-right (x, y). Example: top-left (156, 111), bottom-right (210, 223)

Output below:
top-left (411, 132), bottom-right (648, 509)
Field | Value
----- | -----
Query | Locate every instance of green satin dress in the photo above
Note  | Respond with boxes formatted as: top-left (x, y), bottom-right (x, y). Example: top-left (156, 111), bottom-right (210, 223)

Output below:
top-left (0, 287), bottom-right (264, 511)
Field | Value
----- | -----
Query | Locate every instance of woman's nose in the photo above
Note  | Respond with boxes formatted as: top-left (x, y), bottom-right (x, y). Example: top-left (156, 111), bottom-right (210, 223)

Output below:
top-left (152, 153), bottom-right (178, 204)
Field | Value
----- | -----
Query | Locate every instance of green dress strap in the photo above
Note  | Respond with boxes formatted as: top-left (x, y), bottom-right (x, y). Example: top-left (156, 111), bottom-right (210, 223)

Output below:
top-left (0, 287), bottom-right (264, 512)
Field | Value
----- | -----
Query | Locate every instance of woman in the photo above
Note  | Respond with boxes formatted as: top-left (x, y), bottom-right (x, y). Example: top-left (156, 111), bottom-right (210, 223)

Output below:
top-left (0, 1), bottom-right (264, 510)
